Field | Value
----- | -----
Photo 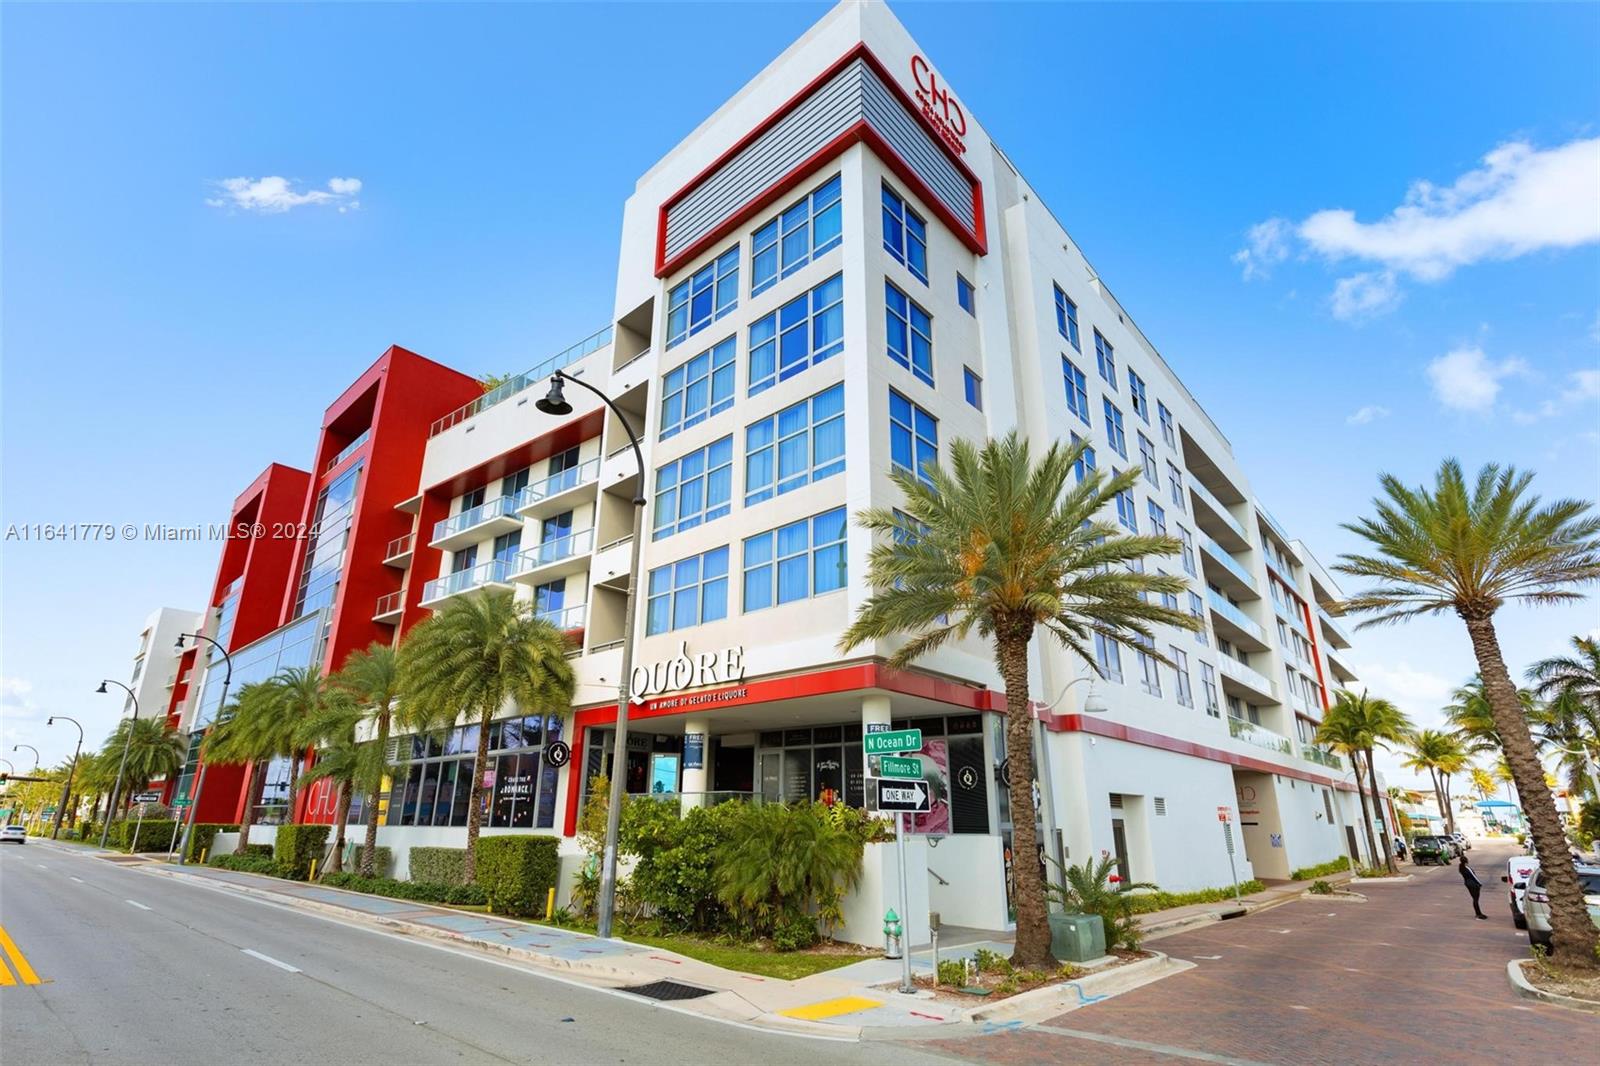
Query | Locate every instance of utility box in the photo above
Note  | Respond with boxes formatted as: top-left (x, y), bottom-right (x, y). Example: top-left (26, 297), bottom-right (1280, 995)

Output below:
top-left (1049, 912), bottom-right (1106, 962)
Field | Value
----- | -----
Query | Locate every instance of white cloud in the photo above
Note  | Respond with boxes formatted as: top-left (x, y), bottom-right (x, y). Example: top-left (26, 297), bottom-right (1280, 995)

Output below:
top-left (1237, 136), bottom-right (1600, 316)
top-left (1345, 404), bottom-right (1392, 426)
top-left (1232, 217), bottom-right (1292, 280)
top-left (1574, 368), bottom-right (1600, 399)
top-left (1425, 345), bottom-right (1527, 413)
top-left (1350, 659), bottom-right (1455, 715)
top-left (206, 176), bottom-right (362, 214)
top-left (1511, 367), bottom-right (1600, 423)
top-left (1330, 270), bottom-right (1401, 321)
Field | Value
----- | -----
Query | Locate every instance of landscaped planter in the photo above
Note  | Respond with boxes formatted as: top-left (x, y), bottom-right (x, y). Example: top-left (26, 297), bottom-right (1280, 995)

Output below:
top-left (1049, 911), bottom-right (1106, 961)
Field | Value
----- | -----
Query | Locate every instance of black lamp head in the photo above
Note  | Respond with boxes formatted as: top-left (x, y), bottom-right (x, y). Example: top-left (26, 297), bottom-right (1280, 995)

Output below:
top-left (535, 374), bottom-right (572, 416)
top-left (175, 634), bottom-right (187, 650)
top-left (96, 681), bottom-right (108, 694)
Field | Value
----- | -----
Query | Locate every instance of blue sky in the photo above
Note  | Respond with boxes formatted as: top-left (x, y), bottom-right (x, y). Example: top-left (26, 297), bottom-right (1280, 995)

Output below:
top-left (3, 2), bottom-right (1597, 785)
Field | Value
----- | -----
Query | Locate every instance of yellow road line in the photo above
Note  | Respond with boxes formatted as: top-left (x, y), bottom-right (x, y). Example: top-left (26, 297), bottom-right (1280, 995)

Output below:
top-left (779, 995), bottom-right (882, 1020)
top-left (0, 960), bottom-right (14, 986)
top-left (0, 925), bottom-right (41, 985)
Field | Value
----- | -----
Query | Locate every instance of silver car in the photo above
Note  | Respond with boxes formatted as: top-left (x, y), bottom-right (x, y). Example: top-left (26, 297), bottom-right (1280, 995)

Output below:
top-left (1523, 863), bottom-right (1600, 952)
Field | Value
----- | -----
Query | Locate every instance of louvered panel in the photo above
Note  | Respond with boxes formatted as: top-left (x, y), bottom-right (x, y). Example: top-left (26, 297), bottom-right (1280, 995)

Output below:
top-left (859, 64), bottom-right (976, 233)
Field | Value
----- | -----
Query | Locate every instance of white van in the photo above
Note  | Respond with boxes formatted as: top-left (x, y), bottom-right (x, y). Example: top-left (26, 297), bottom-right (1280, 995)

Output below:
top-left (1501, 854), bottom-right (1540, 929)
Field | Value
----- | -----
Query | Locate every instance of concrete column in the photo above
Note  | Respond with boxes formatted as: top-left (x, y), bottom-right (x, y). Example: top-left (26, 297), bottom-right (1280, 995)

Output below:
top-left (862, 694), bottom-right (892, 731)
top-left (680, 718), bottom-right (709, 813)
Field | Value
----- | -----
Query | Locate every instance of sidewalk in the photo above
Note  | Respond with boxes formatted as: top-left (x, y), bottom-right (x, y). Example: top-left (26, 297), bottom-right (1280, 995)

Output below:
top-left (123, 854), bottom-right (1187, 1040)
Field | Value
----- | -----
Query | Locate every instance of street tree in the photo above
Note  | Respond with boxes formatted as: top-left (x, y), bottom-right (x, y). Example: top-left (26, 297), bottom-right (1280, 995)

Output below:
top-left (1403, 729), bottom-right (1467, 834)
top-left (333, 642), bottom-right (405, 877)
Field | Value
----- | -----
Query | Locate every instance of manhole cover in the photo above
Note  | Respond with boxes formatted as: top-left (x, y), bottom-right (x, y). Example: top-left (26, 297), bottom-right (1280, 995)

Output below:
top-left (618, 980), bottom-right (716, 1002)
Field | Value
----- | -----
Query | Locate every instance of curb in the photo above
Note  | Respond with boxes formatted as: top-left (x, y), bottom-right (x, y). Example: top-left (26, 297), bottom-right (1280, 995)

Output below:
top-left (1506, 959), bottom-right (1600, 1015)
top-left (967, 951), bottom-right (1186, 1025)
top-left (1349, 874), bottom-right (1415, 885)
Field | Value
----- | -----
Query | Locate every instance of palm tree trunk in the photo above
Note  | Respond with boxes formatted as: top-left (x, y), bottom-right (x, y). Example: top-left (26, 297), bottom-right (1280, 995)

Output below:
top-left (996, 629), bottom-right (1054, 970)
top-left (1365, 747), bottom-right (1396, 873)
top-left (1441, 774), bottom-right (1456, 834)
top-left (1429, 769), bottom-right (1448, 836)
top-left (235, 760), bottom-right (260, 855)
top-left (325, 783), bottom-right (349, 876)
top-left (462, 707), bottom-right (493, 884)
top-left (285, 753), bottom-right (301, 825)
top-left (1464, 614), bottom-right (1598, 969)
top-left (361, 709), bottom-right (390, 878)
top-left (1351, 751), bottom-right (1379, 869)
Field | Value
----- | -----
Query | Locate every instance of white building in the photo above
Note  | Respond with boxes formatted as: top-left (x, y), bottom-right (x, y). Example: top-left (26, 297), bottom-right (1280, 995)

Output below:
top-left (118, 607), bottom-right (200, 724)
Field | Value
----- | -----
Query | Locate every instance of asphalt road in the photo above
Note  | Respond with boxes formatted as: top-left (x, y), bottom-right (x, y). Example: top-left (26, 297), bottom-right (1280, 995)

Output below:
top-left (0, 842), bottom-right (971, 1066)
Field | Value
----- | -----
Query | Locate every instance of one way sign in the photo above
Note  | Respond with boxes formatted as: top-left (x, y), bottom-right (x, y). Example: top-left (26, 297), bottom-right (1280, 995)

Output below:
top-left (875, 778), bottom-right (931, 813)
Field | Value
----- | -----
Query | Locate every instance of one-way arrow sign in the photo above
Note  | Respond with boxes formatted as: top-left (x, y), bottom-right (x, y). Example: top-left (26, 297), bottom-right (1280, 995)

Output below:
top-left (875, 778), bottom-right (931, 813)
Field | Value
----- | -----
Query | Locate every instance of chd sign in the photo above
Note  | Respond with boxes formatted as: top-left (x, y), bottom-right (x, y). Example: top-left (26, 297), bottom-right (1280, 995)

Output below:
top-left (910, 55), bottom-right (968, 156)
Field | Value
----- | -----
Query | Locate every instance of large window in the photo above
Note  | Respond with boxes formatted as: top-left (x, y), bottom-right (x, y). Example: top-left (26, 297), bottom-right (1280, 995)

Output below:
top-left (749, 273), bottom-right (844, 395)
top-left (666, 246), bottom-right (739, 349)
top-left (1171, 647), bottom-right (1193, 708)
top-left (660, 336), bottom-right (735, 440)
top-left (1136, 635), bottom-right (1162, 697)
top-left (646, 547), bottom-right (730, 635)
top-left (1114, 477), bottom-right (1137, 531)
top-left (1128, 368), bottom-right (1150, 423)
top-left (388, 716), bottom-right (564, 830)
top-left (886, 281), bottom-right (934, 386)
top-left (1054, 284), bottom-right (1080, 351)
top-left (743, 507), bottom-right (847, 611)
top-left (1094, 329), bottom-right (1117, 389)
top-left (292, 462), bottom-right (360, 620)
top-left (1104, 398), bottom-right (1128, 458)
top-left (1159, 401), bottom-right (1177, 448)
top-left (1063, 356), bottom-right (1090, 424)
top-left (1070, 432), bottom-right (1097, 483)
top-left (752, 174), bottom-right (843, 296)
top-left (1167, 461), bottom-right (1185, 510)
top-left (1200, 661), bottom-right (1220, 716)
top-left (745, 384), bottom-right (844, 505)
top-left (1095, 632), bottom-right (1124, 683)
top-left (1147, 499), bottom-right (1167, 537)
top-left (1138, 431), bottom-right (1158, 486)
top-left (653, 436), bottom-right (733, 539)
top-left (881, 184), bottom-right (928, 283)
top-left (889, 389), bottom-right (938, 485)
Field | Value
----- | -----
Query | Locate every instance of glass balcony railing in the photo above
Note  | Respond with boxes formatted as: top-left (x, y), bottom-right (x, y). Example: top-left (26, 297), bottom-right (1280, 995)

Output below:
top-left (421, 559), bottom-right (514, 603)
top-left (516, 458), bottom-right (600, 510)
top-left (1201, 536), bottom-right (1257, 590)
top-left (1317, 607), bottom-right (1354, 647)
top-left (1216, 653), bottom-right (1277, 698)
top-left (384, 532), bottom-right (414, 560)
top-left (325, 428), bottom-right (371, 473)
top-left (1207, 590), bottom-right (1265, 642)
top-left (431, 495), bottom-right (518, 543)
top-left (429, 325), bottom-right (613, 436)
top-left (1189, 478), bottom-right (1248, 542)
top-left (536, 603), bottom-right (588, 631)
top-left (374, 590), bottom-right (404, 617)
top-left (1300, 744), bottom-right (1344, 771)
top-left (515, 528), bottom-right (595, 574)
top-left (1228, 716), bottom-right (1294, 756)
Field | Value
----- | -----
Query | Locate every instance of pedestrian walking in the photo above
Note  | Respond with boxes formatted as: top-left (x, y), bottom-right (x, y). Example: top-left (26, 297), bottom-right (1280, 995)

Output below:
top-left (1458, 854), bottom-right (1487, 919)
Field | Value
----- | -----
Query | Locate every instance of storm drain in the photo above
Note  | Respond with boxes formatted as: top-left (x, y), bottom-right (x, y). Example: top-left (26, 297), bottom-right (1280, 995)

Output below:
top-left (618, 980), bottom-right (717, 1002)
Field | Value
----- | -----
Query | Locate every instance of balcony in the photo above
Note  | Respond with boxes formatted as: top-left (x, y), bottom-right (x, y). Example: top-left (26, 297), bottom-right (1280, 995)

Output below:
top-left (1207, 589), bottom-right (1268, 650)
top-left (535, 602), bottom-right (588, 632)
top-left (1325, 643), bottom-right (1358, 684)
top-left (512, 528), bottom-right (595, 584)
top-left (515, 458), bottom-right (600, 520)
top-left (373, 590), bottom-right (404, 623)
top-left (1216, 654), bottom-right (1277, 703)
top-left (383, 532), bottom-right (414, 569)
top-left (1199, 536), bottom-right (1258, 597)
top-left (430, 495), bottom-right (523, 551)
top-left (325, 428), bottom-right (371, 473)
top-left (1189, 478), bottom-right (1250, 551)
top-left (1317, 607), bottom-right (1354, 649)
top-left (1300, 744), bottom-right (1344, 771)
top-left (1257, 506), bottom-right (1299, 561)
top-left (420, 559), bottom-right (515, 606)
top-left (429, 324), bottom-right (613, 436)
top-left (1228, 716), bottom-right (1294, 756)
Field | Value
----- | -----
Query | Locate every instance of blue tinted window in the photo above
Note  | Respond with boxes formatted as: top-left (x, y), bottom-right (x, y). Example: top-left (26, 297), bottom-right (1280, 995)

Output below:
top-left (1128, 369), bottom-right (1150, 423)
top-left (957, 274), bottom-right (975, 315)
top-left (882, 185), bottom-right (928, 283)
top-left (1104, 398), bottom-right (1127, 458)
top-left (1063, 356), bottom-right (1090, 424)
top-left (744, 383), bottom-right (845, 506)
top-left (1054, 285), bottom-right (1080, 351)
top-left (660, 336), bottom-right (735, 440)
top-left (886, 281), bottom-right (933, 386)
top-left (963, 367), bottom-right (982, 410)
top-left (666, 246), bottom-right (739, 349)
top-left (1094, 329), bottom-right (1117, 389)
top-left (646, 547), bottom-right (729, 635)
top-left (652, 436), bottom-right (733, 539)
top-left (889, 389), bottom-right (938, 485)
top-left (1070, 432), bottom-right (1097, 483)
top-left (751, 175), bottom-right (843, 296)
top-left (743, 507), bottom-right (848, 611)
top-left (749, 273), bottom-right (844, 396)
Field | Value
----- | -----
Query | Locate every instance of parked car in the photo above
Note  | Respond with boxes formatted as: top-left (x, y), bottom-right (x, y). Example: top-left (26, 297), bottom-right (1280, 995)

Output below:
top-left (1450, 832), bottom-right (1471, 852)
top-left (1502, 855), bottom-right (1540, 929)
top-left (1412, 835), bottom-right (1455, 865)
top-left (0, 825), bottom-right (26, 845)
top-left (1524, 863), bottom-right (1600, 952)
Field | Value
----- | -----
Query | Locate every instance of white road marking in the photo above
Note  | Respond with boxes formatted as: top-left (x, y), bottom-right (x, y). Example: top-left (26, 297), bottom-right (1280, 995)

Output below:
top-left (1290, 1005), bottom-right (1310, 1011)
top-left (70, 876), bottom-right (84, 883)
top-left (241, 948), bottom-right (301, 973)
top-left (1194, 954), bottom-right (1223, 960)
top-left (125, 899), bottom-right (152, 911)
top-left (35, 864), bottom-right (47, 870)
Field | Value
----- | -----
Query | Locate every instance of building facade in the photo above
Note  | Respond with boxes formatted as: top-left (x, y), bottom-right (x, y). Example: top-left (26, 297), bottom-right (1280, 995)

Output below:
top-left (167, 1), bottom-right (1391, 941)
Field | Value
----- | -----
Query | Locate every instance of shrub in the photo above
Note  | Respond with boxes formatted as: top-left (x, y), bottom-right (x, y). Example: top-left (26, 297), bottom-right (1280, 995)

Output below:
top-left (936, 959), bottom-right (969, 986)
top-left (772, 910), bottom-right (819, 952)
top-left (321, 871), bottom-right (487, 906)
top-left (1048, 852), bottom-right (1157, 951)
top-left (475, 835), bottom-right (560, 917)
top-left (713, 803), bottom-right (863, 939)
top-left (122, 820), bottom-right (180, 853)
top-left (1291, 856), bottom-right (1354, 881)
top-left (620, 799), bottom-right (747, 932)
top-left (347, 844), bottom-right (393, 878)
top-left (1119, 881), bottom-right (1266, 915)
top-left (186, 823), bottom-right (240, 863)
top-left (1308, 880), bottom-right (1335, 895)
top-left (274, 824), bottom-right (331, 880)
top-left (972, 947), bottom-right (1012, 975)
top-left (209, 853), bottom-right (294, 878)
top-left (409, 846), bottom-right (471, 886)
top-left (240, 843), bottom-right (276, 859)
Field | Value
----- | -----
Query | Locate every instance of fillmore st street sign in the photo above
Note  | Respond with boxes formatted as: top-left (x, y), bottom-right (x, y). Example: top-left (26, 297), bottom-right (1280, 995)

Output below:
top-left (629, 642), bottom-right (747, 706)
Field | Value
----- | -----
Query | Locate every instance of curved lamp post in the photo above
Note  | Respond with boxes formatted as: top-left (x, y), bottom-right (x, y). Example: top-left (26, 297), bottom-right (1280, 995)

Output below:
top-left (96, 679), bottom-right (141, 848)
top-left (1027, 671), bottom-right (1109, 892)
top-left (46, 715), bottom-right (84, 840)
top-left (1550, 743), bottom-right (1600, 802)
top-left (173, 632), bottom-right (233, 865)
top-left (13, 744), bottom-right (40, 772)
top-left (537, 369), bottom-right (644, 940)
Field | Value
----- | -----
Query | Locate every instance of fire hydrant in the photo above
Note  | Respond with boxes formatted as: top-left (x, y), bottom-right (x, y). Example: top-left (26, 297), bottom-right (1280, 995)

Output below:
top-left (883, 908), bottom-right (903, 959)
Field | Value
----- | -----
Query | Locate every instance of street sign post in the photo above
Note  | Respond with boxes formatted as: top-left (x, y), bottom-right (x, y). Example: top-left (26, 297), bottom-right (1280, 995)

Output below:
top-left (878, 755), bottom-right (923, 780)
top-left (862, 729), bottom-right (922, 756)
top-left (133, 791), bottom-right (162, 805)
top-left (875, 779), bottom-right (931, 813)
top-left (1221, 815), bottom-right (1242, 905)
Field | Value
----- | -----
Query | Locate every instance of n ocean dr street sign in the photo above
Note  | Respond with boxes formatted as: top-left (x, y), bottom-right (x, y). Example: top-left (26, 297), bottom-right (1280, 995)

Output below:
top-left (862, 728), bottom-right (922, 755)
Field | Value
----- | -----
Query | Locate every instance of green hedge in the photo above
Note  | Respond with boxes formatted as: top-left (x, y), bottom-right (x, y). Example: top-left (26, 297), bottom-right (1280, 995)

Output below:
top-left (1290, 856), bottom-right (1355, 881)
top-left (321, 871), bottom-right (486, 906)
top-left (274, 824), bottom-right (331, 879)
top-left (343, 843), bottom-right (393, 877)
top-left (209, 853), bottom-right (294, 878)
top-left (112, 819), bottom-right (179, 853)
top-left (475, 836), bottom-right (560, 917)
top-left (408, 846), bottom-right (470, 885)
top-left (186, 823), bottom-right (241, 863)
top-left (1121, 881), bottom-right (1267, 915)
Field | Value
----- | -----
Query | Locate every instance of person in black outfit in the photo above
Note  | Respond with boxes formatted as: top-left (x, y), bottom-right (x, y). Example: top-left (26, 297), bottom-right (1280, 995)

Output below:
top-left (1459, 854), bottom-right (1487, 919)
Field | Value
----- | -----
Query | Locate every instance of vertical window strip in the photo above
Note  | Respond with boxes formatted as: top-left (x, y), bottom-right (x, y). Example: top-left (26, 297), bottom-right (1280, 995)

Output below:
top-left (885, 281), bottom-right (934, 385)
top-left (666, 245), bottom-right (740, 349)
top-left (1095, 329), bottom-right (1117, 389)
top-left (744, 383), bottom-right (845, 506)
top-left (1063, 357), bottom-right (1090, 424)
top-left (889, 388), bottom-right (938, 485)
top-left (652, 436), bottom-right (734, 539)
top-left (1054, 285), bottom-right (1081, 351)
top-left (881, 185), bottom-right (928, 283)
top-left (751, 174), bottom-right (843, 297)
top-left (1104, 398), bottom-right (1127, 457)
top-left (748, 273), bottom-right (844, 396)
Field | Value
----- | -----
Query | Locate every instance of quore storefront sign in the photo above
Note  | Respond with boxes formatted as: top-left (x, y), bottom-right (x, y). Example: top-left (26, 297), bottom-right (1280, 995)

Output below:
top-left (629, 642), bottom-right (746, 704)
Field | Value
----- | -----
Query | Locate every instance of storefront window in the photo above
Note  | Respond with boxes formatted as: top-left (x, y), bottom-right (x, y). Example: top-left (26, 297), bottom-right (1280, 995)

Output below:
top-left (387, 714), bottom-right (563, 830)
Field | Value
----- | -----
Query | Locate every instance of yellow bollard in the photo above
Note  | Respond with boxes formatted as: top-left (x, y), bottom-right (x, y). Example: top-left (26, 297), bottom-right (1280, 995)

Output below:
top-left (546, 887), bottom-right (556, 920)
top-left (310, 858), bottom-right (318, 881)
top-left (200, 848), bottom-right (207, 864)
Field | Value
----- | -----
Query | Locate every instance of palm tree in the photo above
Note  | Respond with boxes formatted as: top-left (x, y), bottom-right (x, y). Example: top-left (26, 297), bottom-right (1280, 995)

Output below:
top-left (296, 697), bottom-right (385, 876)
top-left (1315, 704), bottom-right (1379, 867)
top-left (399, 589), bottom-right (575, 882)
top-left (1533, 690), bottom-right (1600, 798)
top-left (1469, 766), bottom-right (1497, 801)
top-left (110, 717), bottom-right (186, 810)
top-left (1337, 459), bottom-right (1600, 968)
top-left (1316, 690), bottom-right (1412, 869)
top-left (1529, 635), bottom-right (1600, 709)
top-left (202, 683), bottom-right (277, 853)
top-left (1444, 676), bottom-right (1540, 757)
top-left (1403, 729), bottom-right (1466, 835)
top-left (254, 666), bottom-right (342, 822)
top-left (839, 432), bottom-right (1195, 970)
top-left (333, 642), bottom-right (404, 877)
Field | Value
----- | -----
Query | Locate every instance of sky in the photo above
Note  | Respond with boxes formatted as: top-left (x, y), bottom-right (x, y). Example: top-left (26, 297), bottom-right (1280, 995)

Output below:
top-left (3, 2), bottom-right (1598, 790)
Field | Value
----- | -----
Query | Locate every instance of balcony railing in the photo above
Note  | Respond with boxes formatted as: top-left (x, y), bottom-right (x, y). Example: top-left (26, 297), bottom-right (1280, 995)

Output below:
top-left (1257, 506), bottom-right (1298, 556)
top-left (1300, 744), bottom-right (1344, 770)
top-left (1216, 654), bottom-right (1277, 699)
top-left (1201, 536), bottom-right (1257, 590)
top-left (1207, 590), bottom-right (1265, 642)
top-left (325, 428), bottom-right (371, 473)
top-left (1189, 478), bottom-right (1248, 542)
top-left (1228, 716), bottom-right (1293, 756)
top-left (432, 494), bottom-right (518, 543)
top-left (536, 603), bottom-right (588, 631)
top-left (421, 558), bottom-right (514, 603)
top-left (429, 325), bottom-right (613, 436)
top-left (516, 458), bottom-right (600, 510)
top-left (1317, 607), bottom-right (1354, 647)
top-left (374, 590), bottom-right (404, 618)
top-left (384, 532), bottom-right (414, 560)
top-left (515, 528), bottom-right (595, 574)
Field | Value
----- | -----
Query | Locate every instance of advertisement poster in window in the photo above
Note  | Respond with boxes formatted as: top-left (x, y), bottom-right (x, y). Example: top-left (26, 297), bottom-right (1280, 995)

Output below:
top-left (651, 753), bottom-right (680, 794)
top-left (907, 738), bottom-right (949, 834)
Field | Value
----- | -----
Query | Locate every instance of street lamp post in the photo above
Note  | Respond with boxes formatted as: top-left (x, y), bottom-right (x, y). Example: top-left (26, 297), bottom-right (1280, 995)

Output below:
top-left (96, 680), bottom-right (141, 848)
top-left (46, 715), bottom-right (84, 840)
top-left (173, 632), bottom-right (233, 865)
top-left (537, 369), bottom-right (645, 940)
top-left (1028, 671), bottom-right (1109, 898)
top-left (1550, 744), bottom-right (1600, 802)
top-left (13, 744), bottom-right (40, 771)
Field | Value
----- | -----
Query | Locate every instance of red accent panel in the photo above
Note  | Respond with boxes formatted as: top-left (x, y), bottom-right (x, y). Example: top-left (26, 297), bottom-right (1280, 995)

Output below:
top-left (1300, 598), bottom-right (1331, 712)
top-left (655, 42), bottom-right (986, 279)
